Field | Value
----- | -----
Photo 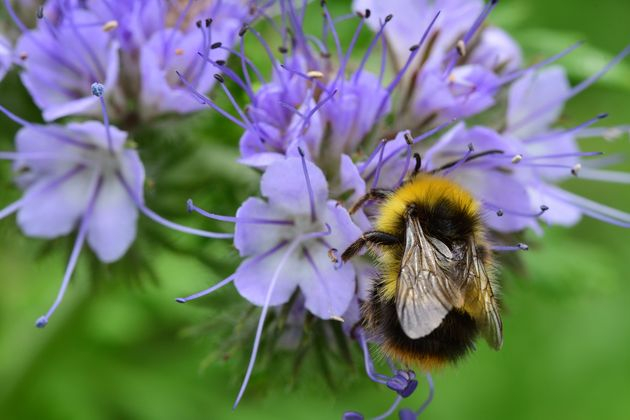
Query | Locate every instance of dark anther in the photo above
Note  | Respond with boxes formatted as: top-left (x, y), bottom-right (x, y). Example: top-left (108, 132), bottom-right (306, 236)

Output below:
top-left (37, 6), bottom-right (44, 19)
top-left (239, 24), bottom-right (249, 37)
top-left (297, 146), bottom-right (305, 157)
top-left (385, 14), bottom-right (393, 22)
top-left (386, 370), bottom-right (418, 398)
top-left (205, 18), bottom-right (212, 27)
top-left (365, 9), bottom-right (371, 18)
top-left (211, 42), bottom-right (222, 49)
top-left (540, 205), bottom-right (549, 212)
top-left (320, 0), bottom-right (327, 7)
top-left (518, 243), bottom-right (529, 251)
top-left (215, 60), bottom-right (226, 66)
top-left (467, 143), bottom-right (474, 151)
top-left (278, 46), bottom-right (288, 54)
top-left (597, 112), bottom-right (608, 119)
top-left (404, 132), bottom-right (414, 145)
top-left (195, 20), bottom-right (202, 28)
top-left (496, 209), bottom-right (504, 217)
top-left (320, 51), bottom-right (332, 59)
top-left (413, 153), bottom-right (422, 174)
top-left (409, 44), bottom-right (419, 52)
top-left (213, 74), bottom-right (225, 83)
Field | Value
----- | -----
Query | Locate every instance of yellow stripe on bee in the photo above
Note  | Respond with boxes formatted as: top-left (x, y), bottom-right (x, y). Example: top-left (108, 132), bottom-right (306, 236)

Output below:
top-left (375, 175), bottom-right (479, 299)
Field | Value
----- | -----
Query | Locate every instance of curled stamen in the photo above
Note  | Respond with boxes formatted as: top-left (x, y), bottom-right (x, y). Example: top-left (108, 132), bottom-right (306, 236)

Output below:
top-left (187, 199), bottom-right (294, 225)
top-left (397, 374), bottom-right (437, 419)
top-left (297, 147), bottom-right (317, 222)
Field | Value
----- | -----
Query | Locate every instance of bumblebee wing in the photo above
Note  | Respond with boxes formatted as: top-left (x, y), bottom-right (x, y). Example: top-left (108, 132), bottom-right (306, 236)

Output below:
top-left (396, 217), bottom-right (463, 339)
top-left (463, 238), bottom-right (503, 350)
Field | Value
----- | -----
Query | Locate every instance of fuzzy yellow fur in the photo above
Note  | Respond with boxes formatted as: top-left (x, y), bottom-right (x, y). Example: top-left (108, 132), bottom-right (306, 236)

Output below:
top-left (374, 175), bottom-right (479, 300)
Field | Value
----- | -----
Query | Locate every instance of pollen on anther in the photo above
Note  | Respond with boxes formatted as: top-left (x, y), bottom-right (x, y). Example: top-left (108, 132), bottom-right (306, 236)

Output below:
top-left (175, 48), bottom-right (185, 56)
top-left (102, 20), bottom-right (119, 32)
top-left (456, 40), bottom-right (467, 57)
top-left (571, 163), bottom-right (582, 176)
top-left (306, 70), bottom-right (324, 79)
top-left (511, 154), bottom-right (523, 164)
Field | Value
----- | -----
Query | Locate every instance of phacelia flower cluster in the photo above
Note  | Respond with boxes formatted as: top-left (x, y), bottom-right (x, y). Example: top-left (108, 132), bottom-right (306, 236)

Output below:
top-left (1, 0), bottom-right (629, 419)
top-left (175, 0), bottom-right (630, 417)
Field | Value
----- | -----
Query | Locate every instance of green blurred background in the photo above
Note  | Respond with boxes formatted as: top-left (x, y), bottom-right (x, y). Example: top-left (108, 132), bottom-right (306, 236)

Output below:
top-left (1, 1), bottom-right (630, 419)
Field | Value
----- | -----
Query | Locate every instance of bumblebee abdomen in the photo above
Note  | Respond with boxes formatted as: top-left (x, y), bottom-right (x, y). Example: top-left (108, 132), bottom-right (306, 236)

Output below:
top-left (362, 286), bottom-right (479, 369)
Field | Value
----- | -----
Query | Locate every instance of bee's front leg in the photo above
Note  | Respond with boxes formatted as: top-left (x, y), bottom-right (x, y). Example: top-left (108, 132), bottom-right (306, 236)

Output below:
top-left (341, 231), bottom-right (401, 262)
top-left (349, 189), bottom-right (393, 215)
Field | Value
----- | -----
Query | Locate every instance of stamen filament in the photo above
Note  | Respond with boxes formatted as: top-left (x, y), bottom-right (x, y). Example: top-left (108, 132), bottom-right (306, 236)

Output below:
top-left (233, 224), bottom-right (332, 409)
top-left (297, 147), bottom-right (317, 222)
top-left (509, 44), bottom-right (630, 133)
top-left (187, 199), bottom-right (294, 225)
top-left (36, 174), bottom-right (103, 328)
top-left (116, 173), bottom-right (233, 239)
top-left (176, 241), bottom-right (288, 303)
top-left (443, 0), bottom-right (499, 77)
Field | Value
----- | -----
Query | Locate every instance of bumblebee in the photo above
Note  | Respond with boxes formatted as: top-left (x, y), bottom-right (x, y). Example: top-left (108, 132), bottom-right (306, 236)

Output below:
top-left (342, 155), bottom-right (502, 368)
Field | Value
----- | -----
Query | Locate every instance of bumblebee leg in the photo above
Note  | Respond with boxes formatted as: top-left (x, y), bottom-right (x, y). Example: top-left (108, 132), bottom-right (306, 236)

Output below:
top-left (349, 189), bottom-right (394, 215)
top-left (341, 231), bottom-right (401, 262)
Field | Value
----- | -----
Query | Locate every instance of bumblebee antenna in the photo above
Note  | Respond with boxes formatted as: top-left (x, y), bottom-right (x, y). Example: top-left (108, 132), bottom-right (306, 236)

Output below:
top-left (431, 149), bottom-right (504, 174)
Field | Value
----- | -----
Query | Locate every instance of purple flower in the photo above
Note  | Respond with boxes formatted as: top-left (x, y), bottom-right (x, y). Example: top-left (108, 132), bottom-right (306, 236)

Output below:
top-left (7, 0), bottom-right (252, 122)
top-left (180, 151), bottom-right (364, 409)
top-left (354, 0), bottom-right (484, 69)
top-left (233, 156), bottom-right (361, 317)
top-left (0, 84), bottom-right (232, 327)
top-left (14, 5), bottom-right (121, 121)
top-left (356, 0), bottom-right (522, 126)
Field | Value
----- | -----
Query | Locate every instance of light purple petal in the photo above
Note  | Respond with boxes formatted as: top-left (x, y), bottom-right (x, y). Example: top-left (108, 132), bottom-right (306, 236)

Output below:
top-left (468, 27), bottom-right (522, 73)
top-left (450, 169), bottom-right (535, 233)
top-left (17, 10), bottom-right (120, 121)
top-left (354, 0), bottom-right (483, 68)
top-left (234, 248), bottom-right (302, 307)
top-left (332, 154), bottom-right (367, 204)
top-left (414, 65), bottom-right (499, 123)
top-left (260, 157), bottom-right (328, 217)
top-left (17, 169), bottom-right (94, 238)
top-left (298, 244), bottom-right (355, 319)
top-left (506, 66), bottom-right (570, 138)
top-left (66, 121), bottom-right (128, 152)
top-left (87, 174), bottom-right (138, 262)
top-left (234, 197), bottom-right (290, 257)
top-left (528, 184), bottom-right (582, 226)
